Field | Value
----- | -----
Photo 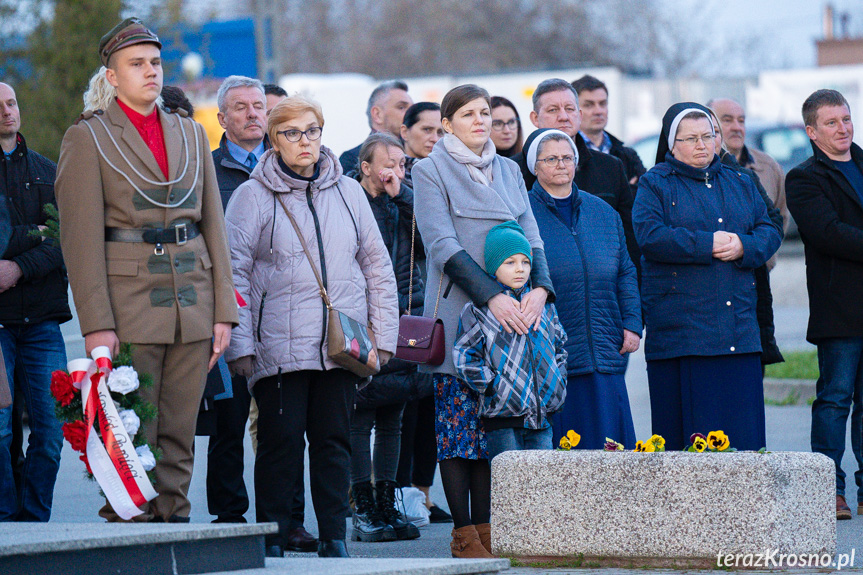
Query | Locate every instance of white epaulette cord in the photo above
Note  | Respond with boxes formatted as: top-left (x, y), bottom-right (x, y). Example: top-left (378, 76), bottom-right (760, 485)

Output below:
top-left (81, 112), bottom-right (202, 209)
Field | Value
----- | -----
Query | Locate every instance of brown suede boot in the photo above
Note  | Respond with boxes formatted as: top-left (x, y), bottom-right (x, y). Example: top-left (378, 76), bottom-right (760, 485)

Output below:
top-left (475, 523), bottom-right (493, 555)
top-left (450, 525), bottom-right (494, 558)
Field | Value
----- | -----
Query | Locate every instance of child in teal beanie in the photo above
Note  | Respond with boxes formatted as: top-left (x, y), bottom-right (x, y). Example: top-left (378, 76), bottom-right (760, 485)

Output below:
top-left (453, 221), bottom-right (568, 460)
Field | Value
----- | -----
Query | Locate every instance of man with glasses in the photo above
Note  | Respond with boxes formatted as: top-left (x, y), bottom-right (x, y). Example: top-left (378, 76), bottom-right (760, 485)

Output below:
top-left (572, 75), bottom-right (645, 194)
top-left (514, 78), bottom-right (640, 280)
top-left (55, 18), bottom-right (237, 522)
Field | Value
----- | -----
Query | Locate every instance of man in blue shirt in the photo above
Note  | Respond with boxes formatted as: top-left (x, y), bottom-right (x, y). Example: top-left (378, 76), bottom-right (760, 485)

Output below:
top-left (208, 75), bottom-right (316, 552)
top-left (572, 75), bottom-right (645, 194)
top-left (787, 89), bottom-right (863, 521)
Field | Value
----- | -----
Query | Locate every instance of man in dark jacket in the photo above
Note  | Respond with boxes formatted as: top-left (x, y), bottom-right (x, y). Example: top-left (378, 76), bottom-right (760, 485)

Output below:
top-left (339, 80), bottom-right (412, 174)
top-left (208, 76), bottom-right (316, 551)
top-left (513, 79), bottom-right (640, 280)
top-left (786, 89), bottom-right (863, 520)
top-left (572, 74), bottom-right (646, 194)
top-left (0, 81), bottom-right (71, 522)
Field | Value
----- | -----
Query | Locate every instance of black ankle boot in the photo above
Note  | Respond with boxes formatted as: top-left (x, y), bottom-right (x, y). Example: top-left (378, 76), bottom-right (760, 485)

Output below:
top-left (376, 480), bottom-right (421, 540)
top-left (317, 539), bottom-right (350, 557)
top-left (351, 482), bottom-right (397, 542)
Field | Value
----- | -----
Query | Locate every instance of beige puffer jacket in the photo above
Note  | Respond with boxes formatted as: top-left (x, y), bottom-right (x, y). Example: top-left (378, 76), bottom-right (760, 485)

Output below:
top-left (224, 146), bottom-right (399, 388)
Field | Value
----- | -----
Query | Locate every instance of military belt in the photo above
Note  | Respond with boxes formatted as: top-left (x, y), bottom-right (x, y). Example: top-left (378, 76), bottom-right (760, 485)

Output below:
top-left (106, 222), bottom-right (200, 255)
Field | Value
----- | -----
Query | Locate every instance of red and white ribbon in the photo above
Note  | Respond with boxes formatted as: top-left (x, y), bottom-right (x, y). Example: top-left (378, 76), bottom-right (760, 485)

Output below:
top-left (68, 346), bottom-right (157, 519)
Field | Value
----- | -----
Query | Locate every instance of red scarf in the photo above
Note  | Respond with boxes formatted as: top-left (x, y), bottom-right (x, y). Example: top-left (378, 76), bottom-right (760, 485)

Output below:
top-left (116, 98), bottom-right (169, 179)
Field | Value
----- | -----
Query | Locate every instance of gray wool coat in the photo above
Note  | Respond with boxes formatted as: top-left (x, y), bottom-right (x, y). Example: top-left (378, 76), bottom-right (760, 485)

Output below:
top-left (413, 139), bottom-right (546, 375)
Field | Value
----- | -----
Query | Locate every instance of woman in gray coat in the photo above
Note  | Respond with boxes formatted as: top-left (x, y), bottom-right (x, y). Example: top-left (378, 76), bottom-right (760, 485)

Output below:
top-left (413, 84), bottom-right (554, 558)
top-left (224, 95), bottom-right (399, 558)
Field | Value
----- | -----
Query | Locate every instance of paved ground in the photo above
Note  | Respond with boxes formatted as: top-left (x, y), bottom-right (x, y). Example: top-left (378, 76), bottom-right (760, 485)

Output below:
top-left (31, 243), bottom-right (863, 571)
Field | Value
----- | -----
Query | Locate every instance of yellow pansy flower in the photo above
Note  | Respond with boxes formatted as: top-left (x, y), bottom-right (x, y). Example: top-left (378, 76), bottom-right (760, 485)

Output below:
top-left (566, 430), bottom-right (581, 448)
top-left (693, 436), bottom-right (707, 452)
top-left (707, 430), bottom-right (730, 451)
top-left (634, 441), bottom-right (645, 452)
top-left (648, 434), bottom-right (666, 452)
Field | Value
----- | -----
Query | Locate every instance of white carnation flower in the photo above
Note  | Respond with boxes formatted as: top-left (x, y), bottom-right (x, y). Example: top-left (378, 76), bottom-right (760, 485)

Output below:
top-left (107, 366), bottom-right (139, 395)
top-left (118, 409), bottom-right (140, 438)
top-left (136, 445), bottom-right (156, 471)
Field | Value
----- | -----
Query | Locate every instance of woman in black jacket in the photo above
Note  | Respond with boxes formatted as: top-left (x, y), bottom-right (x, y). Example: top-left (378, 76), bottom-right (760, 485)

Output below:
top-left (350, 133), bottom-right (423, 543)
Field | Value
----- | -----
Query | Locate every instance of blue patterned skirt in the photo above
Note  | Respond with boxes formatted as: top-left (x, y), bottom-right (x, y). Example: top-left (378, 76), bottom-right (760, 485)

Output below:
top-left (434, 373), bottom-right (488, 460)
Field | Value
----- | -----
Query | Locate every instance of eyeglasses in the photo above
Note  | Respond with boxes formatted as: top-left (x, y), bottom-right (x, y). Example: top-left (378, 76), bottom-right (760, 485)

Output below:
top-left (491, 119), bottom-right (518, 131)
top-left (277, 126), bottom-right (323, 142)
top-left (536, 155), bottom-right (576, 167)
top-left (674, 134), bottom-right (716, 146)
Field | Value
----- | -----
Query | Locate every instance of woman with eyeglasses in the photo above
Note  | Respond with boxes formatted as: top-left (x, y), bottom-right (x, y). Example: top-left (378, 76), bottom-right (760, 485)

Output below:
top-left (524, 129), bottom-right (642, 450)
top-left (489, 96), bottom-right (523, 158)
top-left (400, 102), bottom-right (444, 188)
top-left (632, 102), bottom-right (781, 451)
top-left (224, 95), bottom-right (399, 558)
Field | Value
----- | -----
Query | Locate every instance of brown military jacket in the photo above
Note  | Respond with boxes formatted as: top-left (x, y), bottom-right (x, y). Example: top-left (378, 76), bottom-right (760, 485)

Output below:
top-left (55, 99), bottom-right (238, 345)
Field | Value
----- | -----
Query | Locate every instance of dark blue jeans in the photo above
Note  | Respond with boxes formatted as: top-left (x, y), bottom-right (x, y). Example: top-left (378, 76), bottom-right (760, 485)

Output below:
top-left (0, 321), bottom-right (66, 521)
top-left (811, 337), bottom-right (863, 499)
top-left (486, 425), bottom-right (553, 462)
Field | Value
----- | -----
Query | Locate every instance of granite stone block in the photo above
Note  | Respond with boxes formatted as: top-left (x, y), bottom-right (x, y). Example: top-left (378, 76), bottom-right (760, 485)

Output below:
top-left (491, 450), bottom-right (835, 565)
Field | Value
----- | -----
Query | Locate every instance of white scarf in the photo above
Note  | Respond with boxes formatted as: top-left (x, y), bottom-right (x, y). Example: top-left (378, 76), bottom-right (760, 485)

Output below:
top-left (443, 133), bottom-right (496, 186)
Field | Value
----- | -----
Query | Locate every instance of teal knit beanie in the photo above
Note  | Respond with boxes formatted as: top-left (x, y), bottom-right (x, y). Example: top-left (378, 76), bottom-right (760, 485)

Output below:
top-left (484, 221), bottom-right (532, 275)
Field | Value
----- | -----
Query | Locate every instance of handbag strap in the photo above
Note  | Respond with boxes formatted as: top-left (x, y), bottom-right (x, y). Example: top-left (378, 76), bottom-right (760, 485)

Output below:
top-left (275, 194), bottom-right (333, 310)
top-left (406, 214), bottom-right (443, 318)
top-left (390, 204), bottom-right (399, 266)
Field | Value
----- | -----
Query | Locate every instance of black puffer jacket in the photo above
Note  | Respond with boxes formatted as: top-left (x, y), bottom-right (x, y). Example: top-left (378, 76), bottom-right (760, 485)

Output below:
top-left (352, 175), bottom-right (430, 408)
top-left (352, 175), bottom-right (425, 315)
top-left (0, 134), bottom-right (71, 325)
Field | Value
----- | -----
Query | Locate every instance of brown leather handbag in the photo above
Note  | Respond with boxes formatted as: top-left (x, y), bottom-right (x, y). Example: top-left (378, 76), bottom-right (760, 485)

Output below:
top-left (276, 195), bottom-right (380, 378)
top-left (395, 215), bottom-right (445, 365)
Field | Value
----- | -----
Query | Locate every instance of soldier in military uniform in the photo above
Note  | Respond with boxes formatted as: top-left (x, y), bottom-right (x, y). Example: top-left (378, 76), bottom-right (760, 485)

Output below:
top-left (55, 18), bottom-right (238, 522)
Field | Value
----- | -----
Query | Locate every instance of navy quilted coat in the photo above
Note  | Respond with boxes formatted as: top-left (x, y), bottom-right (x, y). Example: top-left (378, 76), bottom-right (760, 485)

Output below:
top-left (528, 183), bottom-right (642, 376)
top-left (632, 154), bottom-right (782, 361)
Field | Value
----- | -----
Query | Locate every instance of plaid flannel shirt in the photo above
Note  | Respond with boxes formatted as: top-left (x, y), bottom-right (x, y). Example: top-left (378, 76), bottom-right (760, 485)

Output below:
top-left (453, 285), bottom-right (568, 429)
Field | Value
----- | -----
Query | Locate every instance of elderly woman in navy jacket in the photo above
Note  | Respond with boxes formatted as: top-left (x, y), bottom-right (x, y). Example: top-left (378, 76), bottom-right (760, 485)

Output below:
top-left (525, 129), bottom-right (642, 449)
top-left (633, 103), bottom-right (781, 451)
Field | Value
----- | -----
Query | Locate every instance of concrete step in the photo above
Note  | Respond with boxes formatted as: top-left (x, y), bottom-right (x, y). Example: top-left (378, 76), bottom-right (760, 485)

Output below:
top-left (211, 557), bottom-right (511, 575)
top-left (0, 522), bottom-right (277, 575)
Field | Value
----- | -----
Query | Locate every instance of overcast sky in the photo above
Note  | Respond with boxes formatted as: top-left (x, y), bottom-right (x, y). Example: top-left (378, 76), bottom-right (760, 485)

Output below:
top-left (710, 0), bottom-right (861, 71)
top-left (185, 0), bottom-right (862, 76)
